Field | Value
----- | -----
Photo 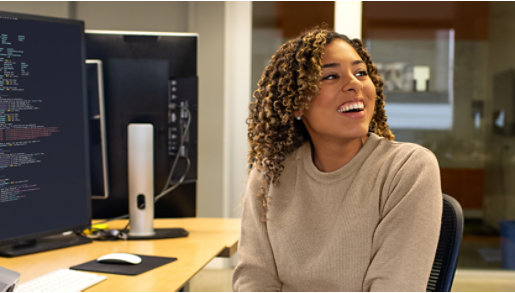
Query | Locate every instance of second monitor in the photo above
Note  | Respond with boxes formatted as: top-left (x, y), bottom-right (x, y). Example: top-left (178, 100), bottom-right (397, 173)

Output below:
top-left (85, 30), bottom-right (198, 220)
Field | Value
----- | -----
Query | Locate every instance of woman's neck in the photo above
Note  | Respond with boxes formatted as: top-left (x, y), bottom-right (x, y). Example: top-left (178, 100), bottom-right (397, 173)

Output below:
top-left (310, 136), bottom-right (367, 172)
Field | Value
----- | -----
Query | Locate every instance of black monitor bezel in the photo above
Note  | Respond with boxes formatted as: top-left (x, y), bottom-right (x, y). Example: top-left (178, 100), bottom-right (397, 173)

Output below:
top-left (0, 11), bottom-right (92, 249)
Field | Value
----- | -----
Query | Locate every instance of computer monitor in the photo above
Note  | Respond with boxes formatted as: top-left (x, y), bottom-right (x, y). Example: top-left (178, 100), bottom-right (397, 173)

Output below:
top-left (85, 30), bottom-right (198, 222)
top-left (0, 12), bottom-right (91, 256)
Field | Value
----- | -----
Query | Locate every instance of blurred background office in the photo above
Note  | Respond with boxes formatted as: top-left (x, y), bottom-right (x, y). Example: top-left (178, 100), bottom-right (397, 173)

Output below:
top-left (4, 1), bottom-right (515, 291)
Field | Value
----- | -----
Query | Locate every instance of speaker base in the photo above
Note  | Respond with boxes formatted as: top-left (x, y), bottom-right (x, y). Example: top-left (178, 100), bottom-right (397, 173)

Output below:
top-left (127, 228), bottom-right (188, 240)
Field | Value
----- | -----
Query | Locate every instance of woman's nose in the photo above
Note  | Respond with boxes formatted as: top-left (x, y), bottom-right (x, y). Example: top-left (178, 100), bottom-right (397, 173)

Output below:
top-left (341, 74), bottom-right (363, 93)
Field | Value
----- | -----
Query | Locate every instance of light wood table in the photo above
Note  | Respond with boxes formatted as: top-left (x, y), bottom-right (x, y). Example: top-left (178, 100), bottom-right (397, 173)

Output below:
top-left (1, 217), bottom-right (241, 292)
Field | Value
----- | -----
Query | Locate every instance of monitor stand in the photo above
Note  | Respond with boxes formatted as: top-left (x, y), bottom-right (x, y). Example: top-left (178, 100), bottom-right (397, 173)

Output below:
top-left (0, 233), bottom-right (92, 257)
top-left (127, 123), bottom-right (188, 240)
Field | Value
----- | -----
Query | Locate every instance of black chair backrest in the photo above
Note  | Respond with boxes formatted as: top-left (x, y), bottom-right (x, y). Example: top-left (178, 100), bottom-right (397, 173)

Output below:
top-left (426, 194), bottom-right (464, 292)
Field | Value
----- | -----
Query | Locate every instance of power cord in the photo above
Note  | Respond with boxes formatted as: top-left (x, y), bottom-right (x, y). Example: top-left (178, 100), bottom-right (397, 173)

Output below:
top-left (155, 106), bottom-right (191, 202)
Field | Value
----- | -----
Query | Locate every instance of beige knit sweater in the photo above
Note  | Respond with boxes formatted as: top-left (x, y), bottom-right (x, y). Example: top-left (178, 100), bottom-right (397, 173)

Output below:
top-left (232, 133), bottom-right (442, 291)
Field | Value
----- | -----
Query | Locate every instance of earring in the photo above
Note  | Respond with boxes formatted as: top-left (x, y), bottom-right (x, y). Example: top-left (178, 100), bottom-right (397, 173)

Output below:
top-left (296, 116), bottom-right (302, 121)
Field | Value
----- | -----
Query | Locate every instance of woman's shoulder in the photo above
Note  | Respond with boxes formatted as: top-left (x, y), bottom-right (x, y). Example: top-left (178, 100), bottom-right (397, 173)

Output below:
top-left (373, 133), bottom-right (435, 156)
top-left (369, 133), bottom-right (438, 168)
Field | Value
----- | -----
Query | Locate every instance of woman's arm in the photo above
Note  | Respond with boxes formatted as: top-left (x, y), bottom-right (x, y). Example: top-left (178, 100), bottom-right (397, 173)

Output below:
top-left (363, 148), bottom-right (443, 291)
top-left (232, 169), bottom-right (282, 291)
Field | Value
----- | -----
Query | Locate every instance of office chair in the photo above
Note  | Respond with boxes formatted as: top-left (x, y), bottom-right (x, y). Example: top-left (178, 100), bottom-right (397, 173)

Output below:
top-left (426, 194), bottom-right (463, 292)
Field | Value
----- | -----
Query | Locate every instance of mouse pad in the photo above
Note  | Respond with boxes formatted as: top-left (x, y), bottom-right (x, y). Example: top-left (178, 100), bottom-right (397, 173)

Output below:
top-left (70, 254), bottom-right (177, 276)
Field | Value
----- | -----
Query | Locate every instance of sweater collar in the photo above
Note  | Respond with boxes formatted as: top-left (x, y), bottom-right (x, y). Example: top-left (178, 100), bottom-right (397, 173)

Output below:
top-left (298, 133), bottom-right (382, 183)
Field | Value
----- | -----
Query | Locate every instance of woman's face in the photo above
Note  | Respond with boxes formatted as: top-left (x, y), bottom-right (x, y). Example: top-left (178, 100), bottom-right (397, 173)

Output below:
top-left (300, 39), bottom-right (376, 145)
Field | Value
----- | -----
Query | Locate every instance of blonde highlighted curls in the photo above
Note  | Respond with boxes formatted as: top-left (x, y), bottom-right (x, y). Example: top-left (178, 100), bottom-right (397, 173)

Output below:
top-left (247, 27), bottom-right (394, 218)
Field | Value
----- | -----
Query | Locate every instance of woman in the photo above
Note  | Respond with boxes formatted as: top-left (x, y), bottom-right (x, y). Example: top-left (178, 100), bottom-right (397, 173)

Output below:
top-left (232, 27), bottom-right (442, 291)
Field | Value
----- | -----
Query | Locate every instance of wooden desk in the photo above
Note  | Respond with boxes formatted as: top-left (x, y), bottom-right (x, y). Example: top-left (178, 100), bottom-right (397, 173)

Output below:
top-left (1, 217), bottom-right (241, 292)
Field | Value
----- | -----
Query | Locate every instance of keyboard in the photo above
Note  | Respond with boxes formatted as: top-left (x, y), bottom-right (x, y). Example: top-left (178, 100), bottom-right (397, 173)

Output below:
top-left (14, 269), bottom-right (106, 292)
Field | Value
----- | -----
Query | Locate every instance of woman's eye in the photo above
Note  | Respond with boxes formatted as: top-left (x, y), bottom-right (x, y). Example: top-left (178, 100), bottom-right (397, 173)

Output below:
top-left (321, 74), bottom-right (338, 81)
top-left (356, 70), bottom-right (368, 77)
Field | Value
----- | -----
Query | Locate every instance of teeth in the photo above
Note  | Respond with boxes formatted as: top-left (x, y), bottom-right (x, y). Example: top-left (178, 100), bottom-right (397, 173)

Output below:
top-left (338, 101), bottom-right (364, 113)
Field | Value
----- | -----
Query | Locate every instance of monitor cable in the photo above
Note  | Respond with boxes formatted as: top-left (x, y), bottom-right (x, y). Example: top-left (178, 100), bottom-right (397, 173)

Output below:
top-left (155, 105), bottom-right (191, 202)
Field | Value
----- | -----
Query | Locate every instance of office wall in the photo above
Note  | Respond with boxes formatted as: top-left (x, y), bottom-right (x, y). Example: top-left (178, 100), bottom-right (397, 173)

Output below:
top-left (0, 1), bottom-right (69, 18)
top-left (334, 1), bottom-right (362, 39)
top-left (223, 2), bottom-right (252, 218)
top-left (75, 2), bottom-right (189, 31)
top-left (187, 2), bottom-right (226, 217)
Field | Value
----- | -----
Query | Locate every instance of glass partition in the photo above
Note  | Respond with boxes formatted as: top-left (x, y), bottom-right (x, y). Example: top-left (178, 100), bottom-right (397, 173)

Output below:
top-left (366, 29), bottom-right (455, 130)
top-left (363, 1), bottom-right (515, 271)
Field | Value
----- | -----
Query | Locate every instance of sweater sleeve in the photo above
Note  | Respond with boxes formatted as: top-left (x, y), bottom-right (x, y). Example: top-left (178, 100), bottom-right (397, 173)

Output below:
top-left (232, 168), bottom-right (282, 292)
top-left (363, 148), bottom-right (442, 292)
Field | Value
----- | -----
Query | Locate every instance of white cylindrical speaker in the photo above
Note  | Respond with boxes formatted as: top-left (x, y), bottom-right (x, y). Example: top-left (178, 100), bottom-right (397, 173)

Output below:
top-left (127, 123), bottom-right (155, 237)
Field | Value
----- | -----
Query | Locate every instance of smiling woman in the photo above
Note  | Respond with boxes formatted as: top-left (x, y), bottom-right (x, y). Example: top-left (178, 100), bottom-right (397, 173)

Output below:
top-left (246, 28), bottom-right (394, 214)
top-left (233, 27), bottom-right (443, 291)
top-left (298, 39), bottom-right (378, 171)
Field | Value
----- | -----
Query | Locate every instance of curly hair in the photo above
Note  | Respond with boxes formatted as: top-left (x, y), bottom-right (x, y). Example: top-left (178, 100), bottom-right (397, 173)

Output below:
top-left (247, 27), bottom-right (394, 217)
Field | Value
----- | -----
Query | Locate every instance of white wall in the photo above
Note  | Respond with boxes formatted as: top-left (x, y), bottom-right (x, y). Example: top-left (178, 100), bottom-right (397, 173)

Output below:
top-left (187, 1), bottom-right (226, 217)
top-left (75, 2), bottom-right (189, 31)
top-left (334, 1), bottom-right (362, 39)
top-left (223, 2), bottom-right (252, 218)
top-left (0, 1), bottom-right (69, 18)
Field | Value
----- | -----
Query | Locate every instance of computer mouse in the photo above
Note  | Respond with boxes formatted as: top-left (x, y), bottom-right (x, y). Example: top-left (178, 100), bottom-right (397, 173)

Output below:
top-left (96, 253), bottom-right (142, 265)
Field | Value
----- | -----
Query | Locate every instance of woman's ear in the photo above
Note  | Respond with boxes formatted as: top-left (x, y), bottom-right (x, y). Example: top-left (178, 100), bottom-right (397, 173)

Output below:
top-left (293, 110), bottom-right (303, 120)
